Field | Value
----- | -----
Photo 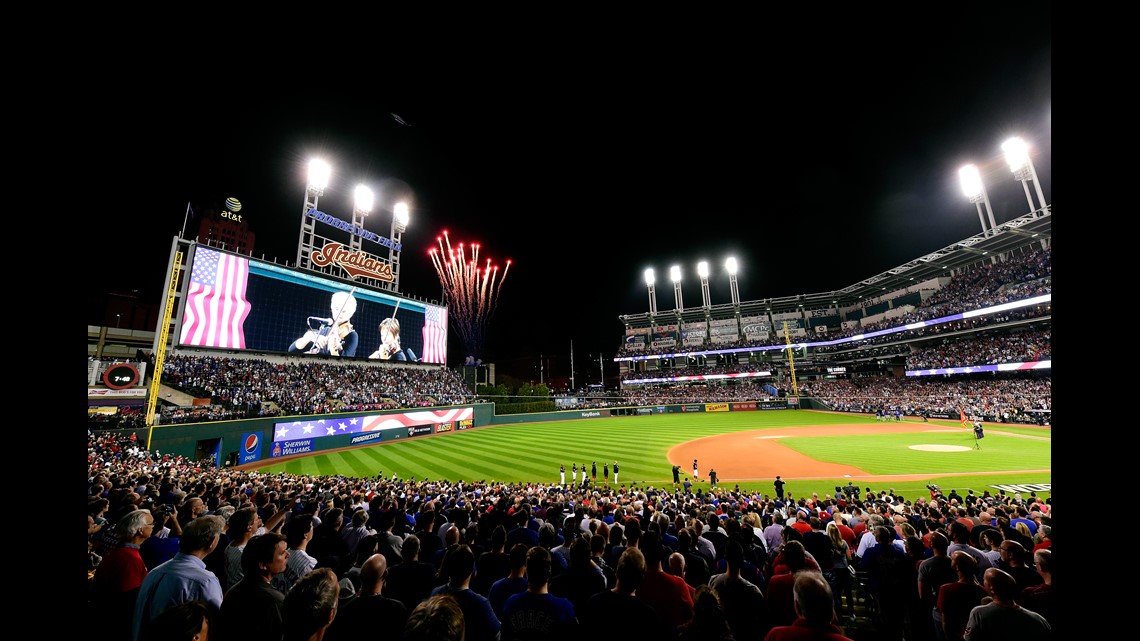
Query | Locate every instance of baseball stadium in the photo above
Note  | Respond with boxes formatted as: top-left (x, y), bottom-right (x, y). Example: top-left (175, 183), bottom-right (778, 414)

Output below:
top-left (89, 160), bottom-right (1051, 638)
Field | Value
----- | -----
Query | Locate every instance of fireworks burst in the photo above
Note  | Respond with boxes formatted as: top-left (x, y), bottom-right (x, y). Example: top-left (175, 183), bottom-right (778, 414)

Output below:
top-left (428, 230), bottom-right (512, 362)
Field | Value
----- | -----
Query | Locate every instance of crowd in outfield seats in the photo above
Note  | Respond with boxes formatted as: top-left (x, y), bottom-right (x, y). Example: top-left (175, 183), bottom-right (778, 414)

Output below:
top-left (905, 329), bottom-right (1051, 370)
top-left (88, 426), bottom-right (1053, 641)
top-left (799, 374), bottom-right (1050, 423)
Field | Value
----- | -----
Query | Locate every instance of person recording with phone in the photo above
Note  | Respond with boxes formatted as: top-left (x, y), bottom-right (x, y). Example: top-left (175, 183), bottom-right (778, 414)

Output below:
top-left (290, 290), bottom-right (359, 357)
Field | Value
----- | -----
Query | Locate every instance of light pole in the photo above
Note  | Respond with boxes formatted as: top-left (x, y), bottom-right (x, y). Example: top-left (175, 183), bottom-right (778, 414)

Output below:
top-left (350, 185), bottom-right (374, 256)
top-left (670, 265), bottom-right (684, 314)
top-left (296, 158), bottom-right (331, 268)
top-left (726, 257), bottom-right (740, 306)
top-left (697, 261), bottom-right (711, 309)
top-left (115, 313), bottom-right (121, 329)
top-left (644, 268), bottom-right (658, 315)
top-left (959, 164), bottom-right (997, 236)
top-left (1002, 136), bottom-right (1048, 216)
top-left (389, 201), bottom-right (409, 292)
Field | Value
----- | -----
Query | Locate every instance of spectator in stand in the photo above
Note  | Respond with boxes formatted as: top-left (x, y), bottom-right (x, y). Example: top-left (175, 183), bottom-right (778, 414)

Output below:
top-left (404, 594), bottom-right (465, 641)
top-left (500, 545), bottom-right (578, 640)
top-left (1017, 549), bottom-right (1052, 627)
top-left (962, 568), bottom-right (1050, 639)
top-left (710, 540), bottom-right (768, 641)
top-left (148, 601), bottom-right (211, 641)
top-left (430, 544), bottom-right (500, 641)
top-left (937, 552), bottom-right (987, 641)
top-left (134, 515), bottom-right (226, 641)
top-left (637, 530), bottom-right (695, 630)
top-left (92, 509), bottom-right (153, 641)
top-left (217, 532), bottom-right (288, 641)
top-left (282, 567), bottom-right (340, 641)
top-left (917, 531), bottom-right (956, 641)
top-left (325, 553), bottom-right (408, 641)
top-left (678, 585), bottom-right (734, 641)
top-left (763, 572), bottom-right (856, 641)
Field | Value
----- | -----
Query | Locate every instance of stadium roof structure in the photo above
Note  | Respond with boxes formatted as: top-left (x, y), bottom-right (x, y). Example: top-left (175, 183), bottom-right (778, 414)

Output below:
top-left (619, 208), bottom-right (1051, 327)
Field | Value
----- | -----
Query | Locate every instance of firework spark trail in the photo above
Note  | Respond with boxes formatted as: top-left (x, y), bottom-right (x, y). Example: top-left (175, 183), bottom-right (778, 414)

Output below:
top-left (430, 231), bottom-right (512, 361)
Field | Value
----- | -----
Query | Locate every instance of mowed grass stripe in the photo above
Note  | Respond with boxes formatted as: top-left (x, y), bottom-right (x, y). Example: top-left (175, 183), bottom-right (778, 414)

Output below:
top-left (255, 411), bottom-right (1049, 492)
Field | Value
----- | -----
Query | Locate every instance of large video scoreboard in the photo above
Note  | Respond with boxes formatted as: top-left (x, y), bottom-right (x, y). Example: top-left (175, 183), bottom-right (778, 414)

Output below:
top-left (175, 246), bottom-right (447, 364)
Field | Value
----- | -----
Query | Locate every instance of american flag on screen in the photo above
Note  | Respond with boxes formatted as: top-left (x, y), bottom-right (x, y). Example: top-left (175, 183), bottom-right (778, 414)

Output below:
top-left (179, 248), bottom-right (251, 349)
top-left (422, 305), bottom-right (447, 363)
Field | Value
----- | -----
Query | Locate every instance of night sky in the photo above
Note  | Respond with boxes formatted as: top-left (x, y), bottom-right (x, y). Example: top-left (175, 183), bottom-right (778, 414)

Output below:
top-left (94, 11), bottom-right (1050, 382)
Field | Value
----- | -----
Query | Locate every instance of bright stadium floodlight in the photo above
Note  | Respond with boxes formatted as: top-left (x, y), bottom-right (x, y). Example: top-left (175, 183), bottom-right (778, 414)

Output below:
top-left (726, 256), bottom-right (740, 306)
top-left (644, 268), bottom-right (657, 315)
top-left (298, 158), bottom-right (333, 267)
top-left (308, 158), bottom-right (331, 193)
top-left (697, 260), bottom-right (711, 309)
top-left (346, 184), bottom-right (375, 255)
top-left (959, 164), bottom-right (996, 236)
top-left (388, 201), bottom-right (410, 291)
top-left (393, 201), bottom-right (410, 232)
top-left (670, 265), bottom-right (684, 311)
top-left (1002, 136), bottom-right (1049, 216)
top-left (354, 185), bottom-right (374, 214)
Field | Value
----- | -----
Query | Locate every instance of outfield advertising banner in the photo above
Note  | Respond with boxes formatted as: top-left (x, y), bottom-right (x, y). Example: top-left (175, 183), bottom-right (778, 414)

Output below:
top-left (239, 432), bottom-right (262, 464)
top-left (705, 403), bottom-right (729, 412)
top-left (435, 422), bottom-right (453, 433)
top-left (273, 408), bottom-right (474, 442)
top-left (731, 402), bottom-right (759, 411)
top-left (271, 439), bottom-right (314, 458)
top-left (408, 425), bottom-right (433, 437)
top-left (579, 410), bottom-right (611, 418)
top-left (458, 418), bottom-right (474, 430)
top-left (682, 404), bottom-right (704, 413)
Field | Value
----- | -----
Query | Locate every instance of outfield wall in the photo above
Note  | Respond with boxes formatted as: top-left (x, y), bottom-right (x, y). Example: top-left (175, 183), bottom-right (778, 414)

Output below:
top-left (147, 399), bottom-right (798, 467)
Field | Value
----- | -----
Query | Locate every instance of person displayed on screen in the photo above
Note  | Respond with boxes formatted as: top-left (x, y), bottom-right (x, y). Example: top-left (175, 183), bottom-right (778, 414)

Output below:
top-left (289, 290), bottom-right (359, 357)
top-left (369, 317), bottom-right (407, 361)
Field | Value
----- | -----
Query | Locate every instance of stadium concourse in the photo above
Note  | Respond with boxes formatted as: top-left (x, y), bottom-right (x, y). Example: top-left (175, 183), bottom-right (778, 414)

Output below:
top-left (89, 238), bottom-right (1050, 639)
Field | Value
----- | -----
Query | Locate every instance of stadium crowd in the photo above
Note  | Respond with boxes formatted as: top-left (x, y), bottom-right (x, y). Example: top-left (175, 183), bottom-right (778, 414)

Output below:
top-left (905, 329), bottom-right (1050, 371)
top-left (617, 246), bottom-right (1051, 359)
top-left (88, 427), bottom-right (1053, 641)
top-left (799, 374), bottom-right (1051, 423)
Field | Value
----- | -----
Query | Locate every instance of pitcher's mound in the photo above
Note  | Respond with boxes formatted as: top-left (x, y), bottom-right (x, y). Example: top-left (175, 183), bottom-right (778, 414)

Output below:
top-left (910, 444), bottom-right (972, 452)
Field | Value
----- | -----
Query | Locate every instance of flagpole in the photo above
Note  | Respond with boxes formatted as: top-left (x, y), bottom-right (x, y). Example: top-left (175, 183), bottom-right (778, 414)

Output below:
top-left (180, 202), bottom-right (193, 239)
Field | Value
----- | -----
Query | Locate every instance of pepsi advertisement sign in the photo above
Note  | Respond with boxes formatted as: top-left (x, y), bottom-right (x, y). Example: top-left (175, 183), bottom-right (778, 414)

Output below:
top-left (239, 432), bottom-right (262, 464)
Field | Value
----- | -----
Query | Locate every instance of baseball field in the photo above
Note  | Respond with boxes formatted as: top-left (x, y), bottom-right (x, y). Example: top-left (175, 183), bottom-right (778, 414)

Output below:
top-left (252, 409), bottom-right (1051, 501)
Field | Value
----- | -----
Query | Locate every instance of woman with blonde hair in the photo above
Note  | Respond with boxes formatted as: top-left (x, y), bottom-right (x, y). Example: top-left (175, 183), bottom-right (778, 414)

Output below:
top-left (826, 521), bottom-right (856, 623)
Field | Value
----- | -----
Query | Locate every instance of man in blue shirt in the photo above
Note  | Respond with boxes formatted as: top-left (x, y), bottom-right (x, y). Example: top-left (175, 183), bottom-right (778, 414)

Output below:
top-left (133, 515), bottom-right (226, 641)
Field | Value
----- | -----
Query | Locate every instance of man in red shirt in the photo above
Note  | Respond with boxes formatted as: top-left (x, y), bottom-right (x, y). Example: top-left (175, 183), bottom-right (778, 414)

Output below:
top-left (635, 530), bottom-right (694, 630)
top-left (764, 572), bottom-right (855, 641)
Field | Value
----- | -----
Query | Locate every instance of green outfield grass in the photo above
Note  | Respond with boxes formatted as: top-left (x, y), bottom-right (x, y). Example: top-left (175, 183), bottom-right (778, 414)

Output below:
top-left (254, 410), bottom-right (1051, 501)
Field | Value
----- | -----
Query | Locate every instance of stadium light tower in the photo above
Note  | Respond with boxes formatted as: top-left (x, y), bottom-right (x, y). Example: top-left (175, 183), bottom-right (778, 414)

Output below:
top-left (644, 268), bottom-right (658, 315)
top-left (726, 257), bottom-right (741, 306)
top-left (697, 261), bottom-right (712, 308)
top-left (958, 164), bottom-right (997, 236)
top-left (1002, 136), bottom-right (1049, 216)
top-left (349, 184), bottom-right (374, 255)
top-left (670, 265), bottom-right (684, 312)
top-left (296, 158), bottom-right (332, 267)
top-left (389, 201), bottom-right (410, 291)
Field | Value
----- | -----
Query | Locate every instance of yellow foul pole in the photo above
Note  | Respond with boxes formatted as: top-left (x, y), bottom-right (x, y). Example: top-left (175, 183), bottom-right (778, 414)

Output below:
top-left (145, 250), bottom-right (183, 450)
top-left (782, 321), bottom-right (800, 398)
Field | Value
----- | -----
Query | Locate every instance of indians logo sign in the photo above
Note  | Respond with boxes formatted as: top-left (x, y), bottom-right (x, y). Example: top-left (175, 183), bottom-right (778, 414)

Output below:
top-left (311, 243), bottom-right (395, 281)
